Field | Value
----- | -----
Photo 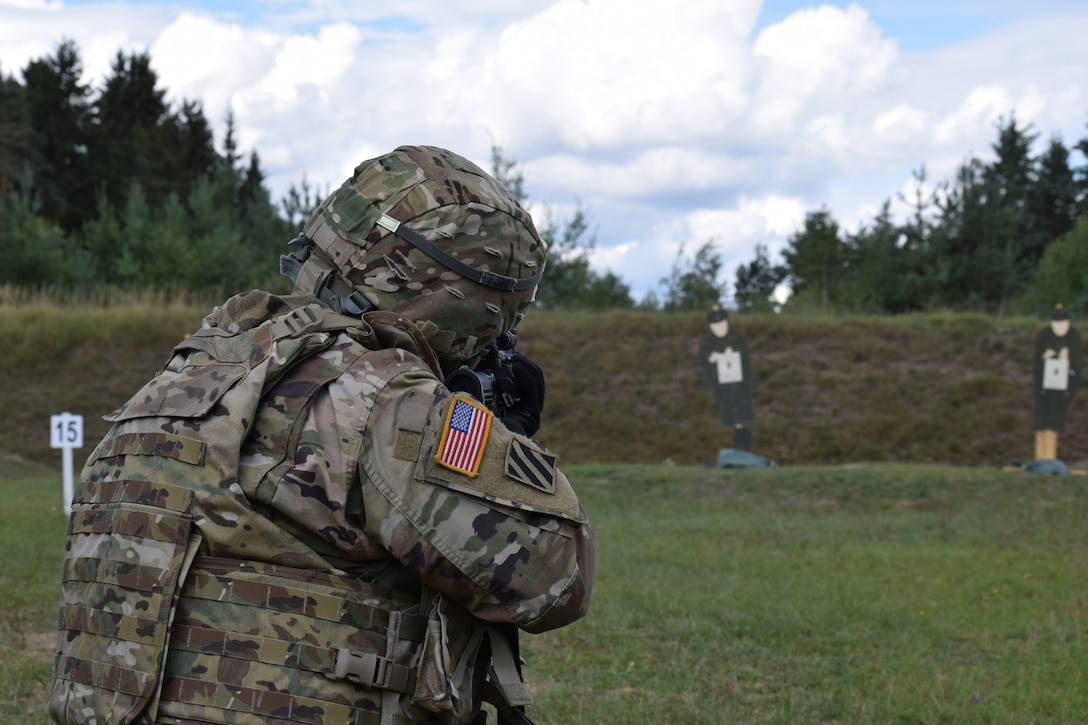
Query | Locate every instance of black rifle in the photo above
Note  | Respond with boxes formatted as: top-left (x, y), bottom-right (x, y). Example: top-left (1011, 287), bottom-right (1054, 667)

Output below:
top-left (444, 331), bottom-right (518, 419)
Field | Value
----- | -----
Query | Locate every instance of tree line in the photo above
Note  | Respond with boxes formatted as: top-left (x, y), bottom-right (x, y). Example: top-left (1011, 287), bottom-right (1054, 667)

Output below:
top-left (4, 39), bottom-right (1088, 315)
top-left (732, 116), bottom-right (1088, 316)
top-left (0, 39), bottom-right (321, 296)
top-left (0, 39), bottom-right (633, 308)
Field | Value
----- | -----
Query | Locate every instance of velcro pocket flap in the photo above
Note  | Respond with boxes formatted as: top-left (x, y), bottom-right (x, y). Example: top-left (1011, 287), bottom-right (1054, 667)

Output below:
top-left (104, 358), bottom-right (247, 421)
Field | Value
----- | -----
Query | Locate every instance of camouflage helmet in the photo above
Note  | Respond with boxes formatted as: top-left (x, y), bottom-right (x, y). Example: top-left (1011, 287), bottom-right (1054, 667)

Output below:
top-left (282, 145), bottom-right (547, 361)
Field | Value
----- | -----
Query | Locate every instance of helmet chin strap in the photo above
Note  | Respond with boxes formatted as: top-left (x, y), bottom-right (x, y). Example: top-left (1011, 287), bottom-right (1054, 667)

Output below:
top-left (280, 235), bottom-right (374, 316)
top-left (374, 213), bottom-right (543, 293)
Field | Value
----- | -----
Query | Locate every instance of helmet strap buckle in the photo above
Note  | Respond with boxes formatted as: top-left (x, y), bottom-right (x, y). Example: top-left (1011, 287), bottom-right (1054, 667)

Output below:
top-left (281, 237), bottom-right (374, 318)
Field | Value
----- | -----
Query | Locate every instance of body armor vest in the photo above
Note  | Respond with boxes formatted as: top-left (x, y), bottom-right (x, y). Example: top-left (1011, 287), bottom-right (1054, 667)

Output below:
top-left (48, 293), bottom-right (518, 725)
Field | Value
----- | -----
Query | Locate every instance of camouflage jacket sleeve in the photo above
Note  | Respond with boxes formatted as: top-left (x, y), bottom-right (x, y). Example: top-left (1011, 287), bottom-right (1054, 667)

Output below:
top-left (356, 366), bottom-right (594, 634)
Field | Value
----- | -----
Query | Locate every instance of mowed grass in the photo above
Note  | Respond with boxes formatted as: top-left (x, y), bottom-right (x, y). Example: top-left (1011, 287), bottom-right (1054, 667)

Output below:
top-left (523, 464), bottom-right (1088, 724)
top-left (4, 463), bottom-right (1088, 724)
top-left (0, 465), bottom-right (69, 725)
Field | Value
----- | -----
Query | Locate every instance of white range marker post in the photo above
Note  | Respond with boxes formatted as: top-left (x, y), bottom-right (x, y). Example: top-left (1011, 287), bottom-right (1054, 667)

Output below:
top-left (50, 412), bottom-right (83, 515)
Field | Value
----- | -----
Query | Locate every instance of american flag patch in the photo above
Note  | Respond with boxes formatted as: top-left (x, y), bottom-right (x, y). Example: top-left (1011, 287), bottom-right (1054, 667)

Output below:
top-left (435, 396), bottom-right (493, 477)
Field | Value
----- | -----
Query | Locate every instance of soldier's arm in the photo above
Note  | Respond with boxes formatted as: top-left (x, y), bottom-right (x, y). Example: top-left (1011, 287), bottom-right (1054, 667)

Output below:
top-left (357, 368), bottom-right (594, 633)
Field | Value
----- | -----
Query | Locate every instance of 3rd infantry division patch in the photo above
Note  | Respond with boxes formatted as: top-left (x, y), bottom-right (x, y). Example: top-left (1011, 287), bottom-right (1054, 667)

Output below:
top-left (505, 438), bottom-right (557, 493)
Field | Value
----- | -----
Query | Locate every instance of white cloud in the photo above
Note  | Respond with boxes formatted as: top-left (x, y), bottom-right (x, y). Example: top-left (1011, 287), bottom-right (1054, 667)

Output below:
top-left (525, 148), bottom-right (757, 200)
top-left (0, 3), bottom-right (170, 85)
top-left (933, 84), bottom-right (1015, 148)
top-left (682, 194), bottom-right (808, 282)
top-left (750, 4), bottom-right (898, 135)
top-left (151, 13), bottom-right (279, 121)
top-left (261, 23), bottom-right (360, 102)
top-left (595, 193), bottom-right (808, 301)
top-left (589, 239), bottom-right (640, 272)
top-left (3, 0), bottom-right (1088, 303)
top-left (482, 0), bottom-right (760, 151)
top-left (873, 104), bottom-right (929, 145)
top-left (687, 196), bottom-right (806, 244)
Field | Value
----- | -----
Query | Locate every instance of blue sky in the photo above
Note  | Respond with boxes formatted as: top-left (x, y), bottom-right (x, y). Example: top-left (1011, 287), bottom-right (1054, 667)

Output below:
top-left (758, 0), bottom-right (1072, 50)
top-left (4, 0), bottom-right (1088, 302)
top-left (756, 1), bottom-right (989, 49)
top-left (48, 0), bottom-right (1025, 51)
top-left (49, 0), bottom-right (1034, 47)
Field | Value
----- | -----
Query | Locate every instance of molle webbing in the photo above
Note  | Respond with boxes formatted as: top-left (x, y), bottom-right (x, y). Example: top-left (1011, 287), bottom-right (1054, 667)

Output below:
top-left (159, 677), bottom-right (378, 725)
top-left (158, 557), bottom-right (426, 725)
top-left (49, 295), bottom-right (383, 725)
top-left (49, 481), bottom-right (198, 725)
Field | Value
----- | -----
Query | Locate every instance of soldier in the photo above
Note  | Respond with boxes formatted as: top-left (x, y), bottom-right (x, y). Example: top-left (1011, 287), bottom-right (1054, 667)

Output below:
top-left (699, 304), bottom-right (755, 451)
top-left (1033, 303), bottom-right (1083, 461)
top-left (48, 145), bottom-right (594, 725)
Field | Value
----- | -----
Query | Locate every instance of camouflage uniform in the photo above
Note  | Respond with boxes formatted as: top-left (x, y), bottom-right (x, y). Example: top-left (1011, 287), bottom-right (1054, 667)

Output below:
top-left (49, 147), bottom-right (594, 725)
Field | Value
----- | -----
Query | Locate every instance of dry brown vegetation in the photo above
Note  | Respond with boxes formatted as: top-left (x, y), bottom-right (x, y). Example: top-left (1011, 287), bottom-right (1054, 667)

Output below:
top-left (3, 294), bottom-right (1085, 472)
top-left (524, 309), bottom-right (1087, 469)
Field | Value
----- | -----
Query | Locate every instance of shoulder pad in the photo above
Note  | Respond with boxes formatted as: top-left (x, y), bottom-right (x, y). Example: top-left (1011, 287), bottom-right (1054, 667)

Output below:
top-left (422, 394), bottom-right (582, 523)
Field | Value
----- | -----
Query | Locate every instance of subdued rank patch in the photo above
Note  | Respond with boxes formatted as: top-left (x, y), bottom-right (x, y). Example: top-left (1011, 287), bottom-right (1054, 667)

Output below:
top-left (435, 395), bottom-right (493, 478)
top-left (505, 438), bottom-right (558, 493)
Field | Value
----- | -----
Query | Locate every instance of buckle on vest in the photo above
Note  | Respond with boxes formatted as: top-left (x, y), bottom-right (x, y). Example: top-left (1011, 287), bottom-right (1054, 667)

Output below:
top-left (332, 647), bottom-right (415, 693)
top-left (281, 304), bottom-right (323, 336)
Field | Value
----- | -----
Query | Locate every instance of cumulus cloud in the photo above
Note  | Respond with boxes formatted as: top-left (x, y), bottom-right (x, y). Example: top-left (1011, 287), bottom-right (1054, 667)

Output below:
top-left (151, 13), bottom-right (279, 119)
top-left (525, 148), bottom-right (760, 200)
top-left (0, 2), bottom-right (169, 84)
top-left (594, 192), bottom-right (808, 297)
top-left (481, 0), bottom-right (760, 152)
top-left (3, 0), bottom-right (1088, 301)
top-left (688, 195), bottom-right (809, 242)
top-left (750, 5), bottom-right (898, 136)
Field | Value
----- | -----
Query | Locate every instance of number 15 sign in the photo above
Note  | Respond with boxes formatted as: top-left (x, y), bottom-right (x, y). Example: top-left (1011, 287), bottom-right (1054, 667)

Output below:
top-left (51, 412), bottom-right (83, 449)
top-left (50, 412), bottom-right (83, 515)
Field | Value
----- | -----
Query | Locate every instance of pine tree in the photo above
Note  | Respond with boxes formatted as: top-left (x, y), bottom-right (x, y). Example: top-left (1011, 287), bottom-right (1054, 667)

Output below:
top-left (238, 149), bottom-right (295, 288)
top-left (733, 243), bottom-right (785, 311)
top-left (1024, 216), bottom-right (1088, 315)
top-left (986, 114), bottom-right (1041, 273)
top-left (221, 109), bottom-right (242, 171)
top-left (0, 65), bottom-right (35, 201)
top-left (840, 201), bottom-right (916, 313)
top-left (781, 208), bottom-right (843, 309)
top-left (489, 143), bottom-right (631, 309)
top-left (0, 164), bottom-right (70, 285)
top-left (1031, 134), bottom-right (1077, 244)
top-left (21, 38), bottom-right (93, 231)
top-left (660, 240), bottom-right (727, 312)
top-left (91, 50), bottom-right (169, 211)
top-left (160, 99), bottom-right (218, 204)
top-left (183, 172), bottom-right (247, 292)
top-left (895, 167), bottom-right (947, 310)
top-left (281, 176), bottom-right (325, 229)
top-left (931, 158), bottom-right (1005, 309)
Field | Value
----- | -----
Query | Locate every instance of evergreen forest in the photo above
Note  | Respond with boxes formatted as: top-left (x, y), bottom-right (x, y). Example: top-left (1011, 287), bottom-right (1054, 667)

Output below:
top-left (4, 39), bottom-right (1088, 316)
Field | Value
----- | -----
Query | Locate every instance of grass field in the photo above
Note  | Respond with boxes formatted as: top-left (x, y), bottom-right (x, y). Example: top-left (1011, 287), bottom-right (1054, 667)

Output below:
top-left (4, 462), bottom-right (1087, 724)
